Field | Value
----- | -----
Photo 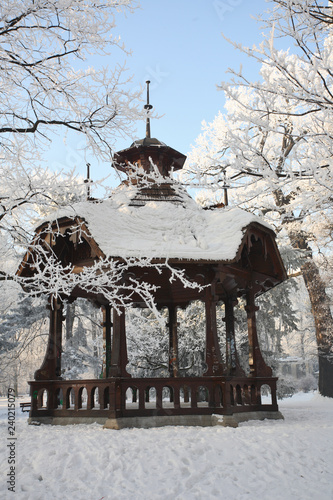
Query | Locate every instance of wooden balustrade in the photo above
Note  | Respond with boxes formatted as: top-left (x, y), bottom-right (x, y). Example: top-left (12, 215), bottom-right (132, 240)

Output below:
top-left (29, 375), bottom-right (278, 420)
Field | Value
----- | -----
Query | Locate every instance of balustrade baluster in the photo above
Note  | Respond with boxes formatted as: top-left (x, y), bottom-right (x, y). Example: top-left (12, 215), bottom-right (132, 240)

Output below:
top-left (173, 385), bottom-right (180, 409)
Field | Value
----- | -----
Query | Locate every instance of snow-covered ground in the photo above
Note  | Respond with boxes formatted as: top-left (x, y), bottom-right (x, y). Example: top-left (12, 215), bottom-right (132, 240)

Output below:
top-left (1, 392), bottom-right (332, 500)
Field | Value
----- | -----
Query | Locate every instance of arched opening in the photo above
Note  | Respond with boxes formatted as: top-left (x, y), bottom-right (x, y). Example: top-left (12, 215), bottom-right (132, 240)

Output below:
top-left (91, 387), bottom-right (100, 409)
top-left (180, 386), bottom-right (191, 407)
top-left (78, 387), bottom-right (87, 409)
top-left (261, 384), bottom-right (272, 405)
top-left (197, 386), bottom-right (209, 407)
top-left (162, 386), bottom-right (174, 408)
top-left (65, 388), bottom-right (75, 409)
top-left (38, 389), bottom-right (48, 409)
top-left (236, 384), bottom-right (242, 405)
top-left (126, 387), bottom-right (139, 409)
top-left (145, 386), bottom-right (156, 408)
top-left (55, 388), bottom-right (63, 409)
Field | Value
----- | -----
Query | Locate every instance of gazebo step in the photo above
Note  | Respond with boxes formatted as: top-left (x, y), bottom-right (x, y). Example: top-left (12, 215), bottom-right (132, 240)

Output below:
top-left (27, 410), bottom-right (284, 429)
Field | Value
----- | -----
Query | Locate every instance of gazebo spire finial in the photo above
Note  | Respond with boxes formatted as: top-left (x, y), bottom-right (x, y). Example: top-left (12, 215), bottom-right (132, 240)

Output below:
top-left (144, 80), bottom-right (153, 138)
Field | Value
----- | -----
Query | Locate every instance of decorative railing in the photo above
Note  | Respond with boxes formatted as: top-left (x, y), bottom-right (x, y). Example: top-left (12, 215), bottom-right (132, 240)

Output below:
top-left (29, 376), bottom-right (278, 419)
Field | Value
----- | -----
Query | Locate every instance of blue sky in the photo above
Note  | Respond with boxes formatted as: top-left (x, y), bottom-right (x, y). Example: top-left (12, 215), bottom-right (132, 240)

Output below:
top-left (48, 0), bottom-right (273, 181)
top-left (112, 0), bottom-right (268, 153)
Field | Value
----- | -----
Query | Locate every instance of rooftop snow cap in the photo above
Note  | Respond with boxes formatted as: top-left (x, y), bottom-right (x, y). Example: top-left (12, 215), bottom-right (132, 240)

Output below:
top-left (113, 81), bottom-right (186, 177)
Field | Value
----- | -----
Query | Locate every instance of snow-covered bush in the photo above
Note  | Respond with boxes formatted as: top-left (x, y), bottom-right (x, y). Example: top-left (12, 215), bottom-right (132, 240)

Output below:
top-left (297, 374), bottom-right (318, 394)
top-left (277, 375), bottom-right (298, 399)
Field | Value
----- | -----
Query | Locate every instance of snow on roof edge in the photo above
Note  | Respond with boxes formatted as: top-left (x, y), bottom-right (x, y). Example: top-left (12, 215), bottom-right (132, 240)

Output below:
top-left (36, 186), bottom-right (275, 262)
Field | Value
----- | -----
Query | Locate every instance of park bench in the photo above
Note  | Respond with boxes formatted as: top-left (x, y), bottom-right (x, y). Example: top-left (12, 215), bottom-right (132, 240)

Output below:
top-left (20, 402), bottom-right (31, 412)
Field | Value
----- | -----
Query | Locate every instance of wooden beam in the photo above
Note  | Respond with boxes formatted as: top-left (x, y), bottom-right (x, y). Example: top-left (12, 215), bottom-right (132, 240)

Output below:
top-left (109, 307), bottom-right (131, 378)
top-left (245, 288), bottom-right (272, 377)
top-left (168, 305), bottom-right (179, 377)
top-left (203, 286), bottom-right (225, 376)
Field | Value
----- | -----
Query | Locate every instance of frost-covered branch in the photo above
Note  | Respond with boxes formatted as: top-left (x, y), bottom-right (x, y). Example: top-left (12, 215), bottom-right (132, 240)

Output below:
top-left (0, 1), bottom-right (142, 165)
top-left (17, 238), bottom-right (205, 324)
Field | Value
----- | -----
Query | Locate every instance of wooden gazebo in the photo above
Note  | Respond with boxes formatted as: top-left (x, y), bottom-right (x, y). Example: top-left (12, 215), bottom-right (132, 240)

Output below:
top-left (18, 99), bottom-right (287, 428)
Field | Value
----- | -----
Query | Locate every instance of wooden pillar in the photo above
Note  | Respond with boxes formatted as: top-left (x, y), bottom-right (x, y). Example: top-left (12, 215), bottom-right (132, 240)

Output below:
top-left (224, 296), bottom-right (245, 376)
top-left (109, 306), bottom-right (131, 377)
top-left (204, 287), bottom-right (225, 376)
top-left (102, 304), bottom-right (112, 378)
top-left (168, 305), bottom-right (179, 377)
top-left (245, 288), bottom-right (272, 377)
top-left (34, 296), bottom-right (63, 380)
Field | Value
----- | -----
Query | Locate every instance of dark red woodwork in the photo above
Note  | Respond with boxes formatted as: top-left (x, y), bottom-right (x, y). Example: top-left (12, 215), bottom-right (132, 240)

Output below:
top-left (114, 137), bottom-right (186, 177)
top-left (204, 287), bottom-right (225, 376)
top-left (29, 375), bottom-right (279, 419)
top-left (246, 288), bottom-right (273, 377)
top-left (109, 307), bottom-right (131, 378)
top-left (168, 305), bottom-right (179, 377)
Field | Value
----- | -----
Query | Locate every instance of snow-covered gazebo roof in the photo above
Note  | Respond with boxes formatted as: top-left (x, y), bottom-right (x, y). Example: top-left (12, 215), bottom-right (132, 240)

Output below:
top-left (36, 182), bottom-right (274, 263)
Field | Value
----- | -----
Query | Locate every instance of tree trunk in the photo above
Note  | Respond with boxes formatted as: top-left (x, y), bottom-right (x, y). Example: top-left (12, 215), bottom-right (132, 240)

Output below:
top-left (288, 228), bottom-right (333, 397)
top-left (301, 259), bottom-right (333, 397)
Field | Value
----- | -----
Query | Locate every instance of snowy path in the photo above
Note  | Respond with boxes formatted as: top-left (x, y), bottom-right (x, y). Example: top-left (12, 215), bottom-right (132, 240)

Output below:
top-left (1, 392), bottom-right (332, 500)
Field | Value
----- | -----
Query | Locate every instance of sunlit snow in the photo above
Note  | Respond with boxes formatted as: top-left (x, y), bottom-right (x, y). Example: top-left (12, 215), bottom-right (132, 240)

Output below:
top-left (1, 392), bottom-right (332, 500)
